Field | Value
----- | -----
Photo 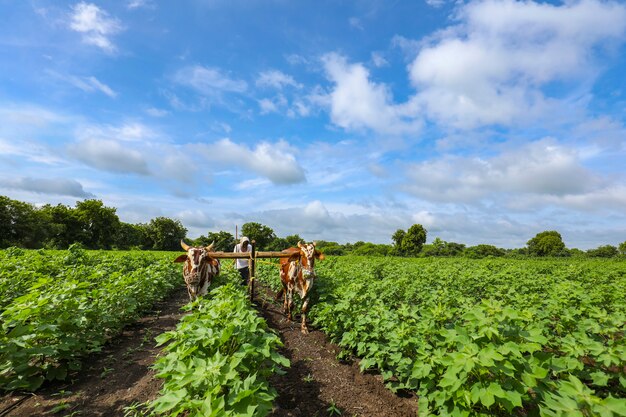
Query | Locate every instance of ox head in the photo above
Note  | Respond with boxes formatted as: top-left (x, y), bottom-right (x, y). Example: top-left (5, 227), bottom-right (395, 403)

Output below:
top-left (174, 240), bottom-right (215, 298)
top-left (297, 241), bottom-right (325, 278)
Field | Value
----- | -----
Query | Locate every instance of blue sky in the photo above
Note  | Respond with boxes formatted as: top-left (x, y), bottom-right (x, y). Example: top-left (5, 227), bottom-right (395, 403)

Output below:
top-left (1, 0), bottom-right (626, 249)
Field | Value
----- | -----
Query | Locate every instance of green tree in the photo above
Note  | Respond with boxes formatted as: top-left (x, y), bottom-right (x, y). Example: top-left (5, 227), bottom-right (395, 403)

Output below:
top-left (464, 244), bottom-right (506, 258)
top-left (39, 203), bottom-right (85, 248)
top-left (284, 234), bottom-right (303, 247)
top-left (0, 196), bottom-right (47, 248)
top-left (240, 222), bottom-right (276, 250)
top-left (315, 240), bottom-right (344, 255)
top-left (114, 222), bottom-right (149, 250)
top-left (587, 245), bottom-right (619, 258)
top-left (199, 231), bottom-right (236, 251)
top-left (74, 199), bottom-right (120, 249)
top-left (266, 234), bottom-right (303, 251)
top-left (145, 217), bottom-right (187, 250)
top-left (352, 243), bottom-right (392, 256)
top-left (619, 241), bottom-right (626, 256)
top-left (421, 237), bottom-right (450, 257)
top-left (392, 229), bottom-right (406, 251)
top-left (527, 230), bottom-right (566, 256)
top-left (401, 224), bottom-right (427, 256)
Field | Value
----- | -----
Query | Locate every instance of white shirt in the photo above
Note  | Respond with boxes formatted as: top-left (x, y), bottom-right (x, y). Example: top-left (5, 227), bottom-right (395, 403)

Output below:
top-left (234, 243), bottom-right (251, 269)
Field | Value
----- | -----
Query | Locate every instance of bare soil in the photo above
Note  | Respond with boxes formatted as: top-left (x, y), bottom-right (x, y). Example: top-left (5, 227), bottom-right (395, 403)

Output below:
top-left (0, 287), bottom-right (190, 417)
top-left (255, 286), bottom-right (419, 417)
top-left (1, 284), bottom-right (419, 417)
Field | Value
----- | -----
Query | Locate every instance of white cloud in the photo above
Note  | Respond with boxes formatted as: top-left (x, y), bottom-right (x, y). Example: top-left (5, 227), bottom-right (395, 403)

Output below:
top-left (285, 54), bottom-right (310, 66)
top-left (157, 151), bottom-right (199, 183)
top-left (50, 72), bottom-right (117, 97)
top-left (258, 98), bottom-right (279, 114)
top-left (0, 105), bottom-right (68, 128)
top-left (145, 107), bottom-right (169, 117)
top-left (235, 178), bottom-right (271, 190)
top-left (322, 53), bottom-right (421, 135)
top-left (258, 95), bottom-right (288, 115)
top-left (370, 51), bottom-right (388, 68)
top-left (127, 0), bottom-right (154, 9)
top-left (349, 17), bottom-right (364, 30)
top-left (194, 138), bottom-right (306, 184)
top-left (176, 209), bottom-right (214, 228)
top-left (256, 70), bottom-right (302, 89)
top-left (506, 185), bottom-right (626, 213)
top-left (403, 139), bottom-right (601, 202)
top-left (409, 0), bottom-right (626, 128)
top-left (69, 2), bottom-right (123, 53)
top-left (0, 177), bottom-right (95, 198)
top-left (77, 122), bottom-right (162, 143)
top-left (174, 65), bottom-right (247, 95)
top-left (425, 0), bottom-right (446, 8)
top-left (69, 138), bottom-right (150, 174)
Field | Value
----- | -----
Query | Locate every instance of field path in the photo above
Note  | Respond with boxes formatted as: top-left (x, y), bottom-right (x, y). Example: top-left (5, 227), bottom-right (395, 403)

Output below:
top-left (1, 284), bottom-right (418, 417)
top-left (0, 287), bottom-right (190, 417)
top-left (255, 285), bottom-right (419, 417)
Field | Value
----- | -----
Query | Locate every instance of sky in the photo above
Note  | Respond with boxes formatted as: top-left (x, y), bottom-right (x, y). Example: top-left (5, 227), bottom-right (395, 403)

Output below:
top-left (1, 0), bottom-right (626, 249)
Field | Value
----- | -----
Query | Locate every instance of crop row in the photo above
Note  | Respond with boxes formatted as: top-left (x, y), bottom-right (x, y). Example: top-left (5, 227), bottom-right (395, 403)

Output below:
top-left (257, 256), bottom-right (626, 416)
top-left (149, 271), bottom-right (289, 417)
top-left (0, 246), bottom-right (180, 391)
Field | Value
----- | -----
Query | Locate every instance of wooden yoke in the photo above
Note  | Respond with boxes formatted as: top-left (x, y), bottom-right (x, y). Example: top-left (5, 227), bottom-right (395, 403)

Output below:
top-left (207, 244), bottom-right (295, 302)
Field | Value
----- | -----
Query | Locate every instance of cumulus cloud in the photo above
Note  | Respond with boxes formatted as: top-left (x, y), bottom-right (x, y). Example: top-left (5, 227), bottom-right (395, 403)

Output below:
top-left (409, 0), bottom-right (626, 128)
top-left (194, 138), bottom-right (306, 184)
top-left (258, 98), bottom-right (278, 114)
top-left (0, 177), bottom-right (95, 198)
top-left (69, 2), bottom-right (123, 53)
top-left (256, 70), bottom-right (302, 89)
top-left (174, 65), bottom-right (247, 95)
top-left (322, 52), bottom-right (421, 135)
top-left (69, 138), bottom-right (150, 174)
top-left (403, 139), bottom-right (601, 202)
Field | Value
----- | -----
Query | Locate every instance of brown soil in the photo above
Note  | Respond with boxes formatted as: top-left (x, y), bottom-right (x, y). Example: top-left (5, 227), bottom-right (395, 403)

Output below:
top-left (255, 286), bottom-right (419, 417)
top-left (0, 287), bottom-right (190, 417)
top-left (1, 284), bottom-right (419, 417)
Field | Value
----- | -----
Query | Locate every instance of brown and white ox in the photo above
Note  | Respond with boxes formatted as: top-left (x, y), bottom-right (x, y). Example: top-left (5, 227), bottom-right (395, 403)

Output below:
top-left (174, 240), bottom-right (220, 301)
top-left (278, 241), bottom-right (325, 333)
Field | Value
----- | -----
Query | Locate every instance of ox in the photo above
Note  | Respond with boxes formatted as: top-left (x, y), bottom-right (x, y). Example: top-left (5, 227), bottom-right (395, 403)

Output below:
top-left (277, 241), bottom-right (325, 333)
top-left (174, 240), bottom-right (220, 301)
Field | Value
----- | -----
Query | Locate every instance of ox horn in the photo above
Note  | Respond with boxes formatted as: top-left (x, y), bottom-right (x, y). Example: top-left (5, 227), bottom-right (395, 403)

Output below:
top-left (297, 241), bottom-right (305, 248)
top-left (180, 240), bottom-right (191, 251)
top-left (205, 241), bottom-right (215, 252)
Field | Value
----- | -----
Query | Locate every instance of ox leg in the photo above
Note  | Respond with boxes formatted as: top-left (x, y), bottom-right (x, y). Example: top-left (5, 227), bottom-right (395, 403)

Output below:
top-left (286, 287), bottom-right (295, 321)
top-left (199, 278), bottom-right (210, 297)
top-left (300, 294), bottom-right (310, 334)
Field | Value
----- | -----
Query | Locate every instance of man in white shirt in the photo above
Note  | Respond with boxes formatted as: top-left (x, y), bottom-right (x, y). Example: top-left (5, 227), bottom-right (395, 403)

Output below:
top-left (233, 236), bottom-right (252, 286)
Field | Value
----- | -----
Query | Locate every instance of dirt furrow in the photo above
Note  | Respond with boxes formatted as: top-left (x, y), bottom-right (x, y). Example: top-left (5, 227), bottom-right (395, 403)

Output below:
top-left (2, 284), bottom-right (419, 417)
top-left (255, 286), bottom-right (419, 417)
top-left (0, 287), bottom-right (190, 417)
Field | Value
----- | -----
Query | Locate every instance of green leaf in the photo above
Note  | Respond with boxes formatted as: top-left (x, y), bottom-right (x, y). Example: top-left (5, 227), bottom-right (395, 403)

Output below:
top-left (504, 390), bottom-right (523, 408)
top-left (479, 388), bottom-right (495, 408)
top-left (590, 371), bottom-right (610, 387)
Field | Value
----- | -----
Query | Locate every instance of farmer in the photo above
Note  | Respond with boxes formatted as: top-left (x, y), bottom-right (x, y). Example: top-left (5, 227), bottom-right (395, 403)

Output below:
top-left (233, 236), bottom-right (252, 286)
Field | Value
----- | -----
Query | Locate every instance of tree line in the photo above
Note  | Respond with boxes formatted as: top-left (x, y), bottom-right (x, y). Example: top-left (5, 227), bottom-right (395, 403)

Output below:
top-left (1, 196), bottom-right (625, 257)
